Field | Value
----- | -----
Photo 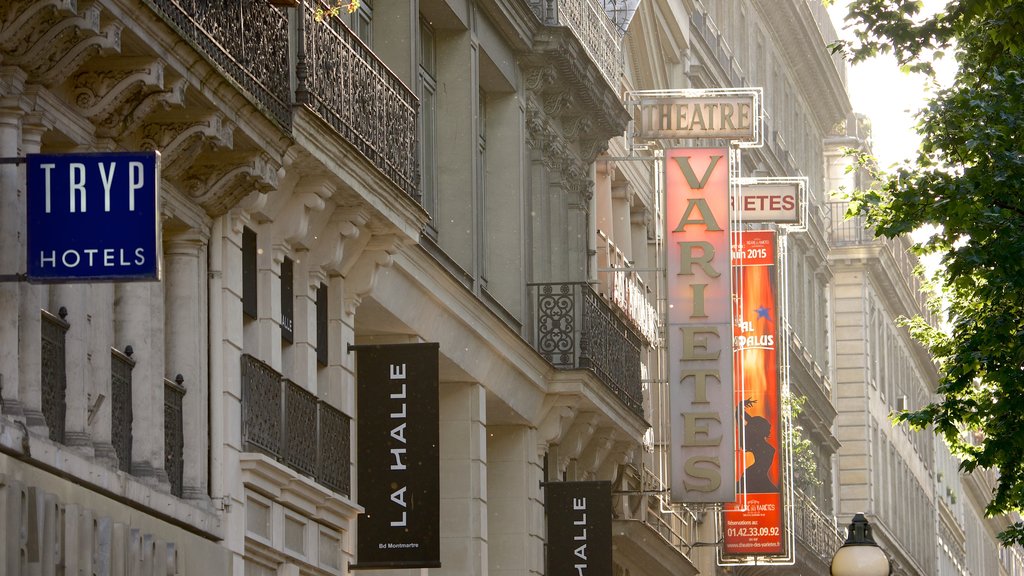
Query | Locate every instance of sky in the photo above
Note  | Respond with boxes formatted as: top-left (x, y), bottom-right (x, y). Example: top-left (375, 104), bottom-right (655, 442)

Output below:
top-left (826, 1), bottom-right (956, 168)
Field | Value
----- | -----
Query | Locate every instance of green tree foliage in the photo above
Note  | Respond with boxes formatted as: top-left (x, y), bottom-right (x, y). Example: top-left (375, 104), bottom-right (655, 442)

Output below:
top-left (783, 393), bottom-right (822, 493)
top-left (832, 0), bottom-right (1024, 545)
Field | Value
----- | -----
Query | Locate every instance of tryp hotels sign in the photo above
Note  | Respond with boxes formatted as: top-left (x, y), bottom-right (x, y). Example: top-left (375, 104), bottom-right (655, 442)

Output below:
top-left (635, 95), bottom-right (757, 141)
top-left (666, 148), bottom-right (735, 503)
top-left (27, 152), bottom-right (161, 282)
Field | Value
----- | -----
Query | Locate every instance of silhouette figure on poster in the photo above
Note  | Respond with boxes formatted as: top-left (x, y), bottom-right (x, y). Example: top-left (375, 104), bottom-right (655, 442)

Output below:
top-left (737, 398), bottom-right (778, 493)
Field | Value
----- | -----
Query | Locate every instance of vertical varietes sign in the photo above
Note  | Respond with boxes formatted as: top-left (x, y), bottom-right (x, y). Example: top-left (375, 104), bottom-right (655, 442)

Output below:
top-left (723, 231), bottom-right (784, 555)
top-left (546, 481), bottom-right (612, 576)
top-left (353, 343), bottom-right (440, 569)
top-left (666, 148), bottom-right (735, 503)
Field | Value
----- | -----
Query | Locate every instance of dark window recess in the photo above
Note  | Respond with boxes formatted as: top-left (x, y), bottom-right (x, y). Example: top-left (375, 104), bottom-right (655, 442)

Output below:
top-left (316, 282), bottom-right (328, 366)
top-left (281, 256), bottom-right (294, 342)
top-left (242, 227), bottom-right (258, 319)
top-left (41, 309), bottom-right (69, 444)
top-left (111, 348), bottom-right (135, 473)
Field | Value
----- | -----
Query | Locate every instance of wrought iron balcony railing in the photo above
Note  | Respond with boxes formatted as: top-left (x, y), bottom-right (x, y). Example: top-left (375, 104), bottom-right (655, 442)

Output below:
top-left (241, 354), bottom-right (352, 497)
top-left (528, 0), bottom-right (624, 90)
top-left (40, 308), bottom-right (69, 444)
top-left (528, 282), bottom-right (644, 418)
top-left (827, 201), bottom-right (934, 323)
top-left (111, 349), bottom-right (135, 473)
top-left (792, 487), bottom-right (845, 564)
top-left (164, 376), bottom-right (186, 498)
top-left (146, 0), bottom-right (419, 198)
top-left (612, 464), bottom-right (697, 555)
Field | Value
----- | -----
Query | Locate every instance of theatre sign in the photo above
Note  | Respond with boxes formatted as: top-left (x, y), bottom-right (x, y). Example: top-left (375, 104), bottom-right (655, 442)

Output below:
top-left (632, 90), bottom-right (761, 143)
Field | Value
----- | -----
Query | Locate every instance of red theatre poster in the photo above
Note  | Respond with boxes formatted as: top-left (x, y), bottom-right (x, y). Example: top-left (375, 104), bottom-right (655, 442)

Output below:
top-left (723, 230), bottom-right (784, 556)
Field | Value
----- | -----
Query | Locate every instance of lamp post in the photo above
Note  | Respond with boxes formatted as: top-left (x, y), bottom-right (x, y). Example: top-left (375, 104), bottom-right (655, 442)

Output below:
top-left (830, 513), bottom-right (892, 576)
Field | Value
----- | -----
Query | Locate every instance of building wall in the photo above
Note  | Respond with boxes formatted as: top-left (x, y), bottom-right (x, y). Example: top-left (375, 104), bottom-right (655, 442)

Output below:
top-left (0, 1), bottom-right (1015, 575)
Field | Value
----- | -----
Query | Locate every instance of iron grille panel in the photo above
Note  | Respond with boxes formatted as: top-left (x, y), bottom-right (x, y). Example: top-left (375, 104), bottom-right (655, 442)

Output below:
top-left (164, 378), bottom-right (186, 497)
top-left (146, 0), bottom-right (291, 128)
top-left (283, 380), bottom-right (318, 478)
top-left (40, 311), bottom-right (68, 443)
top-left (536, 283), bottom-right (577, 368)
top-left (111, 350), bottom-right (135, 473)
top-left (318, 401), bottom-right (351, 497)
top-left (530, 283), bottom-right (645, 418)
top-left (302, 1), bottom-right (420, 198)
top-left (241, 354), bottom-right (282, 459)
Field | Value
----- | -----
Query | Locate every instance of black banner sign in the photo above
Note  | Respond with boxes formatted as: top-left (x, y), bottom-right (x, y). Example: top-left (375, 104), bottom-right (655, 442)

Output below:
top-left (352, 343), bottom-right (440, 569)
top-left (546, 481), bottom-right (612, 576)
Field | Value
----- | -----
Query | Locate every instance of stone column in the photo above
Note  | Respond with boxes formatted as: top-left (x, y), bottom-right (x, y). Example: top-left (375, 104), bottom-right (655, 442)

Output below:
top-left (257, 235), bottom-right (282, 371)
top-left (487, 425), bottom-right (545, 576)
top-left (164, 230), bottom-right (209, 498)
top-left (16, 115), bottom-right (47, 424)
top-left (89, 284), bottom-right (116, 466)
top-left (611, 180), bottom-right (632, 259)
top-left (51, 284), bottom-right (92, 452)
top-left (115, 280), bottom-right (167, 484)
top-left (324, 273), bottom-right (354, 414)
top-left (0, 87), bottom-right (24, 417)
top-left (288, 254), bottom-right (323, 392)
top-left (436, 381), bottom-right (488, 576)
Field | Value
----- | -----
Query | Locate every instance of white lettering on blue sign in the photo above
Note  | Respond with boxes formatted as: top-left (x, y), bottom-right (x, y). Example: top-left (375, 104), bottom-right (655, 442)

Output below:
top-left (39, 160), bottom-right (145, 214)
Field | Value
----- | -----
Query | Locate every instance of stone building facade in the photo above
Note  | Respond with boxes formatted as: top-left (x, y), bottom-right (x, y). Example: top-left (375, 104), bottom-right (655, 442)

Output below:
top-left (0, 0), bottom-right (1017, 575)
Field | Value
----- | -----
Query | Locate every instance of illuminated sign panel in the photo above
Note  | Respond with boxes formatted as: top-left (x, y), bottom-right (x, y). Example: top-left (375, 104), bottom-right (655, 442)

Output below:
top-left (636, 96), bottom-right (756, 140)
top-left (737, 183), bottom-right (800, 224)
top-left (667, 148), bottom-right (735, 503)
top-left (723, 231), bottom-right (784, 556)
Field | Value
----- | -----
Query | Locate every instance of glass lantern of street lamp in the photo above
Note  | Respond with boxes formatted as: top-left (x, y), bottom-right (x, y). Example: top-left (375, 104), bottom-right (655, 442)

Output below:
top-left (830, 513), bottom-right (891, 576)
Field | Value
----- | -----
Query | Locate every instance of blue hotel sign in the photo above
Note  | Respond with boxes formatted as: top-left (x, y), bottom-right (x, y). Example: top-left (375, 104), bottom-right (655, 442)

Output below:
top-left (27, 152), bottom-right (161, 282)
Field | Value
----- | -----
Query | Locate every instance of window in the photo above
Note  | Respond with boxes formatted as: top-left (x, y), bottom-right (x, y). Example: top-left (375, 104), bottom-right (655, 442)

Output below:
top-left (476, 87), bottom-right (487, 284)
top-left (242, 227), bottom-right (258, 319)
top-left (352, 0), bottom-right (372, 45)
top-left (316, 282), bottom-right (328, 367)
top-left (281, 256), bottom-right (294, 343)
top-left (418, 17), bottom-right (437, 230)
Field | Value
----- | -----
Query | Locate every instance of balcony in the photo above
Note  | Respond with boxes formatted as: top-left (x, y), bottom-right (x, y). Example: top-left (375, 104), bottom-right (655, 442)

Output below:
top-left (240, 354), bottom-right (352, 497)
top-left (596, 230), bottom-right (660, 345)
top-left (146, 0), bottom-right (418, 198)
top-left (827, 201), bottom-right (934, 323)
top-left (528, 282), bottom-right (645, 418)
top-left (792, 488), bottom-right (845, 565)
top-left (528, 0), bottom-right (623, 91)
top-left (611, 464), bottom-right (701, 575)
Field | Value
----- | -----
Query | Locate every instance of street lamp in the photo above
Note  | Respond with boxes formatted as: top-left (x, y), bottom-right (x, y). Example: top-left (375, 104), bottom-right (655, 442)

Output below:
top-left (830, 513), bottom-right (891, 576)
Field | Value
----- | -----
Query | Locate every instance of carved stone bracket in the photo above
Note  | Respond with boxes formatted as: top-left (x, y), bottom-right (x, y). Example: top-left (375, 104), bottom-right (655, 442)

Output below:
top-left (269, 177), bottom-right (334, 250)
top-left (139, 113), bottom-right (235, 177)
top-left (185, 152), bottom-right (280, 217)
top-left (342, 234), bottom-right (401, 316)
top-left (536, 397), bottom-right (579, 455)
top-left (98, 76), bottom-right (187, 138)
top-left (308, 207), bottom-right (371, 276)
top-left (71, 58), bottom-right (165, 122)
top-left (0, 1), bottom-right (99, 63)
top-left (524, 63), bottom-right (557, 92)
top-left (33, 22), bottom-right (123, 88)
